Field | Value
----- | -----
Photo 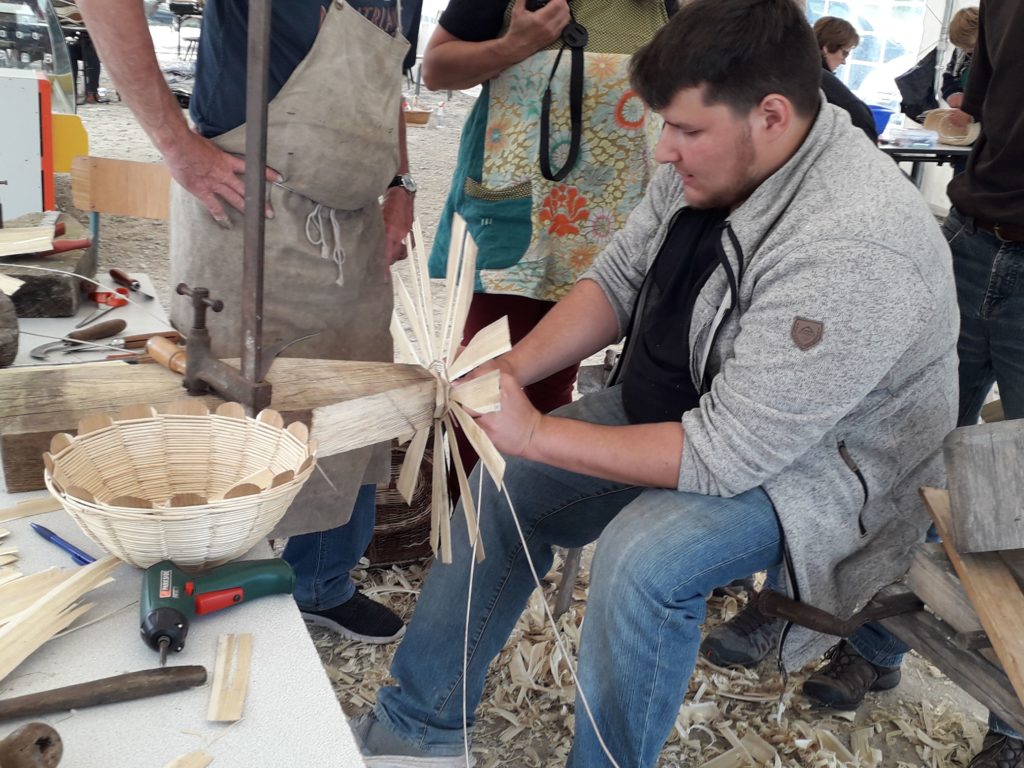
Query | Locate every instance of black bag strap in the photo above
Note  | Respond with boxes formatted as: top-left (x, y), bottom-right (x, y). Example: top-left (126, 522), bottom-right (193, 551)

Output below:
top-left (538, 15), bottom-right (588, 182)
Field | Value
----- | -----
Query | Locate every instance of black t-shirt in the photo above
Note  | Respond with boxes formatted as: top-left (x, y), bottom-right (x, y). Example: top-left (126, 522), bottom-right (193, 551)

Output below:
top-left (621, 208), bottom-right (727, 425)
top-left (439, 0), bottom-right (677, 42)
top-left (191, 0), bottom-right (419, 139)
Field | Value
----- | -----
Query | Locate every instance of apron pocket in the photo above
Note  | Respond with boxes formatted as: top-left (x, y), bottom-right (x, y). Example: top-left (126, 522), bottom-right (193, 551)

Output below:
top-left (460, 177), bottom-right (533, 270)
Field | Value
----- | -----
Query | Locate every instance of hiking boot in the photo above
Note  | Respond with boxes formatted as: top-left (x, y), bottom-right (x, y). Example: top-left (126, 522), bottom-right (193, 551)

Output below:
top-left (802, 640), bottom-right (901, 710)
top-left (968, 731), bottom-right (1024, 768)
top-left (351, 712), bottom-right (474, 767)
top-left (300, 590), bottom-right (405, 644)
top-left (700, 600), bottom-right (784, 667)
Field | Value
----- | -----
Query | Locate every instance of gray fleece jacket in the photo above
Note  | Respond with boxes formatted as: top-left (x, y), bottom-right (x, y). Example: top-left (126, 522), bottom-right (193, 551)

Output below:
top-left (583, 99), bottom-right (959, 667)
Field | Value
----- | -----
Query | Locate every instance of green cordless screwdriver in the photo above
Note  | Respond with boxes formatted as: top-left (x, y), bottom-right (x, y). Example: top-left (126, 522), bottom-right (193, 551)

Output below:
top-left (140, 558), bottom-right (295, 664)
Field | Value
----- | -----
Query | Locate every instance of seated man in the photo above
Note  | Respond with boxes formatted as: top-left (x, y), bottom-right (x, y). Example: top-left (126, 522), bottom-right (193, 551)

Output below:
top-left (356, 0), bottom-right (958, 765)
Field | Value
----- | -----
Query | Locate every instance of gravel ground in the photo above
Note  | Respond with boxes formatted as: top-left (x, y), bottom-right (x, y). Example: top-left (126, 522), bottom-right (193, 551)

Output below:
top-left (54, 23), bottom-right (990, 767)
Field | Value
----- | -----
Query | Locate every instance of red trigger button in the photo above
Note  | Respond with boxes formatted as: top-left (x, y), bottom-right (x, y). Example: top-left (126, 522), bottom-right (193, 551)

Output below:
top-left (185, 581), bottom-right (195, 596)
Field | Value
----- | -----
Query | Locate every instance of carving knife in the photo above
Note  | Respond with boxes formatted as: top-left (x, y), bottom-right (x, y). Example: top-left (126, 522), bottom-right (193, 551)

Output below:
top-left (109, 268), bottom-right (155, 300)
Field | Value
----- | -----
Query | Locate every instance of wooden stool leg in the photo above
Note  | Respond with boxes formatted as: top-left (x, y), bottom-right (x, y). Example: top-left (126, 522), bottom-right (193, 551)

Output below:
top-left (553, 547), bottom-right (583, 619)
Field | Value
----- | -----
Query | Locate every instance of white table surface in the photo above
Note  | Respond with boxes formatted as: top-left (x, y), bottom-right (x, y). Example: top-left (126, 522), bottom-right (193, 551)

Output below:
top-left (1, 487), bottom-right (366, 763)
top-left (12, 273), bottom-right (175, 367)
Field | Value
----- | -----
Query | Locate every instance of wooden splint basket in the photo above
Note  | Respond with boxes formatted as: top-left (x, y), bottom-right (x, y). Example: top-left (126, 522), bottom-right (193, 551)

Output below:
top-left (42, 401), bottom-right (317, 569)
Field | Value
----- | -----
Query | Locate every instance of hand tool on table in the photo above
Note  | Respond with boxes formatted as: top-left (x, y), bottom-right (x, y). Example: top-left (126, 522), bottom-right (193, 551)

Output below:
top-left (0, 667), bottom-right (207, 723)
top-left (146, 315), bottom-right (318, 387)
top-left (28, 324), bottom-right (182, 362)
top-left (108, 268), bottom-right (155, 300)
top-left (0, 723), bottom-right (62, 768)
top-left (28, 318), bottom-right (126, 361)
top-left (74, 287), bottom-right (129, 329)
top-left (29, 523), bottom-right (95, 566)
top-left (140, 559), bottom-right (294, 665)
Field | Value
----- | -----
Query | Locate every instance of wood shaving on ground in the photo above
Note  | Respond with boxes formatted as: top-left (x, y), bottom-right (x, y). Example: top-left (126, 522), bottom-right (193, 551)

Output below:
top-left (310, 552), bottom-right (986, 767)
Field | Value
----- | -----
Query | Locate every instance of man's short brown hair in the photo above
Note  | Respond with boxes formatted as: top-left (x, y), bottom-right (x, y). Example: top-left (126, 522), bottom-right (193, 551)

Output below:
top-left (630, 0), bottom-right (822, 118)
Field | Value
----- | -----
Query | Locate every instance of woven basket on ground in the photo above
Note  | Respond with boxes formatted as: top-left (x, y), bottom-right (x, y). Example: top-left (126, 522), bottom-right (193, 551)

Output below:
top-left (365, 443), bottom-right (433, 566)
top-left (43, 401), bottom-right (317, 570)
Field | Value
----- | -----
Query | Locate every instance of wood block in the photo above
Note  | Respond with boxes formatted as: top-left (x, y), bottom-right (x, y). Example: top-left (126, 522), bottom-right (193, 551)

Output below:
top-left (71, 156), bottom-right (170, 220)
top-left (944, 421), bottom-right (1024, 553)
top-left (0, 213), bottom-right (97, 318)
top-left (907, 543), bottom-right (1001, 666)
top-left (921, 487), bottom-right (1024, 707)
top-left (0, 293), bottom-right (16, 367)
top-left (0, 357), bottom-right (435, 492)
top-left (881, 608), bottom-right (1024, 735)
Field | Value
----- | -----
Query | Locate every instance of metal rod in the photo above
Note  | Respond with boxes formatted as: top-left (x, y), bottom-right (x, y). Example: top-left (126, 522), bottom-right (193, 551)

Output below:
top-left (240, 0), bottom-right (271, 400)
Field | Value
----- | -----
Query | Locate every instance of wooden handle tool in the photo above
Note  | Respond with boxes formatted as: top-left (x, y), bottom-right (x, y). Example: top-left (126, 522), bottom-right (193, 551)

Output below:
top-left (0, 723), bottom-right (62, 768)
top-left (0, 666), bottom-right (207, 722)
top-left (145, 335), bottom-right (187, 375)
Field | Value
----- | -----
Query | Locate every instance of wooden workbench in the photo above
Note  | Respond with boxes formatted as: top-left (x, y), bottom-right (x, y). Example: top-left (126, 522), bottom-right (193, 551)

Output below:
top-left (0, 491), bottom-right (366, 767)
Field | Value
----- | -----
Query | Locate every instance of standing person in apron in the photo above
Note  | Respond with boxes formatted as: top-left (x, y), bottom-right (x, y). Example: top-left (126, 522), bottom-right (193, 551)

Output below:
top-left (77, 0), bottom-right (421, 643)
top-left (421, 0), bottom-right (675, 488)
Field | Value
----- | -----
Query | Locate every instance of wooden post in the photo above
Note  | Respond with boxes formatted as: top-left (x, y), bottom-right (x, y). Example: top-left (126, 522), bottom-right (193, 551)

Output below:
top-left (944, 420), bottom-right (1024, 553)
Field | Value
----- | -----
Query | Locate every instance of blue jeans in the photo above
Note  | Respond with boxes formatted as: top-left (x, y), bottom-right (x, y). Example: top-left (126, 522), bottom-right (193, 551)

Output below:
top-left (374, 387), bottom-right (785, 766)
top-left (851, 207), bottom-right (1024, 737)
top-left (282, 483), bottom-right (377, 611)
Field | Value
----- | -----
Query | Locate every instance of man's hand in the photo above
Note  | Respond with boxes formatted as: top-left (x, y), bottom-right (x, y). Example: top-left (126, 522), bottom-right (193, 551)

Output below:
top-left (472, 371), bottom-right (543, 457)
top-left (947, 108), bottom-right (974, 129)
top-left (165, 131), bottom-right (280, 226)
top-left (946, 92), bottom-right (964, 109)
top-left (382, 187), bottom-right (414, 266)
top-left (501, 0), bottom-right (571, 60)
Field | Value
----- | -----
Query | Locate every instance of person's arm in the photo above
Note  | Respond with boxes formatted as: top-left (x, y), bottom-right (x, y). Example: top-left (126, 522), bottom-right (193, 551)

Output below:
top-left (478, 372), bottom-right (685, 487)
top-left (500, 278), bottom-right (621, 386)
top-left (956, 2), bottom-right (989, 123)
top-left (76, 0), bottom-right (277, 224)
top-left (382, 107), bottom-right (414, 266)
top-left (422, 0), bottom-right (570, 91)
top-left (470, 279), bottom-right (683, 488)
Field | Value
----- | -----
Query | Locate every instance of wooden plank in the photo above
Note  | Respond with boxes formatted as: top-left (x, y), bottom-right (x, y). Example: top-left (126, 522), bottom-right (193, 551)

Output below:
top-left (906, 543), bottom-right (1001, 667)
top-left (943, 421), bottom-right (1024, 552)
top-left (207, 633), bottom-right (252, 722)
top-left (71, 156), bottom-right (171, 220)
top-left (921, 487), bottom-right (1024, 706)
top-left (0, 357), bottom-right (435, 492)
top-left (0, 497), bottom-right (62, 523)
top-left (881, 608), bottom-right (1024, 735)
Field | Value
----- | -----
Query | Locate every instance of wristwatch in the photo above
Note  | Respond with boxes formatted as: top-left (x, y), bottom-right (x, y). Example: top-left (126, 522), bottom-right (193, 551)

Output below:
top-left (387, 173), bottom-right (417, 194)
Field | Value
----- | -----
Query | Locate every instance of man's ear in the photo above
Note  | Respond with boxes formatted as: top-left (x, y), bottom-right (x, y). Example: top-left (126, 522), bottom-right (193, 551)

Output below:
top-left (756, 94), bottom-right (794, 138)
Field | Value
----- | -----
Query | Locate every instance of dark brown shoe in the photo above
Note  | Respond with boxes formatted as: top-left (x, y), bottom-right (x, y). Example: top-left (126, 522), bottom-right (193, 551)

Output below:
top-left (968, 731), bottom-right (1024, 768)
top-left (802, 640), bottom-right (901, 710)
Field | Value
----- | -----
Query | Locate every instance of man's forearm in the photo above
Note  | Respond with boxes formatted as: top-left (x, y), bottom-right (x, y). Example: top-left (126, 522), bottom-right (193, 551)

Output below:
top-left (503, 279), bottom-right (621, 386)
top-left (77, 0), bottom-right (191, 154)
top-left (527, 417), bottom-right (684, 488)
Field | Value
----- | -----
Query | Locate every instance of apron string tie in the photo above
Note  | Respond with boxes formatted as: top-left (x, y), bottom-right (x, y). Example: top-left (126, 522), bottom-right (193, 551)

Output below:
top-left (305, 203), bottom-right (347, 286)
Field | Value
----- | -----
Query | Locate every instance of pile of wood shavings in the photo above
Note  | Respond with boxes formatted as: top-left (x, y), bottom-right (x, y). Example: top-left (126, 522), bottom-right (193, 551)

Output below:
top-left (310, 552), bottom-right (986, 767)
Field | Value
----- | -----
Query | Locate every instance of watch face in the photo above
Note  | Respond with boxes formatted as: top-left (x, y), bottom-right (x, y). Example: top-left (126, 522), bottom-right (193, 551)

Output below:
top-left (401, 174), bottom-right (417, 193)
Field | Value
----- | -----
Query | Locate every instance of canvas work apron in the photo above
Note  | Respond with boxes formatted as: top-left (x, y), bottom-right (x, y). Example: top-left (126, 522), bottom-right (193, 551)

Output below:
top-left (168, 0), bottom-right (408, 538)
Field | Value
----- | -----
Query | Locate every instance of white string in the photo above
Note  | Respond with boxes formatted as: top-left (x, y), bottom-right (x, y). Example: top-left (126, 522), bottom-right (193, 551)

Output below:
top-left (461, 467), bottom-right (484, 768)
top-left (499, 484), bottom-right (622, 768)
top-left (2, 264), bottom-right (173, 327)
top-left (304, 204), bottom-right (347, 286)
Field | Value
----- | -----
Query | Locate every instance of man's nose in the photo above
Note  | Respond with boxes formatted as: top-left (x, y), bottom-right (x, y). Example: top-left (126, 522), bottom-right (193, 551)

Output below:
top-left (654, 129), bottom-right (680, 164)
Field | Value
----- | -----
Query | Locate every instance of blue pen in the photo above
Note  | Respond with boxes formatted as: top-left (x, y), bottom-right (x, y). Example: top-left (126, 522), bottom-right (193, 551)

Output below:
top-left (29, 523), bottom-right (96, 566)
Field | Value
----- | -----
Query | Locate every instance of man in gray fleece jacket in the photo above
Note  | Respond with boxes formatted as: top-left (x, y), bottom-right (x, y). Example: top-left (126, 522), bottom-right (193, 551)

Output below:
top-left (357, 0), bottom-right (958, 765)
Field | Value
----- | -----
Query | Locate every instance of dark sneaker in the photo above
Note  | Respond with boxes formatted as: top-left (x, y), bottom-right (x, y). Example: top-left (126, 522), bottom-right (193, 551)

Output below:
top-left (968, 731), bottom-right (1024, 768)
top-left (701, 600), bottom-right (784, 667)
top-left (301, 591), bottom-right (405, 644)
top-left (802, 640), bottom-right (901, 710)
top-left (351, 712), bottom-right (473, 767)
